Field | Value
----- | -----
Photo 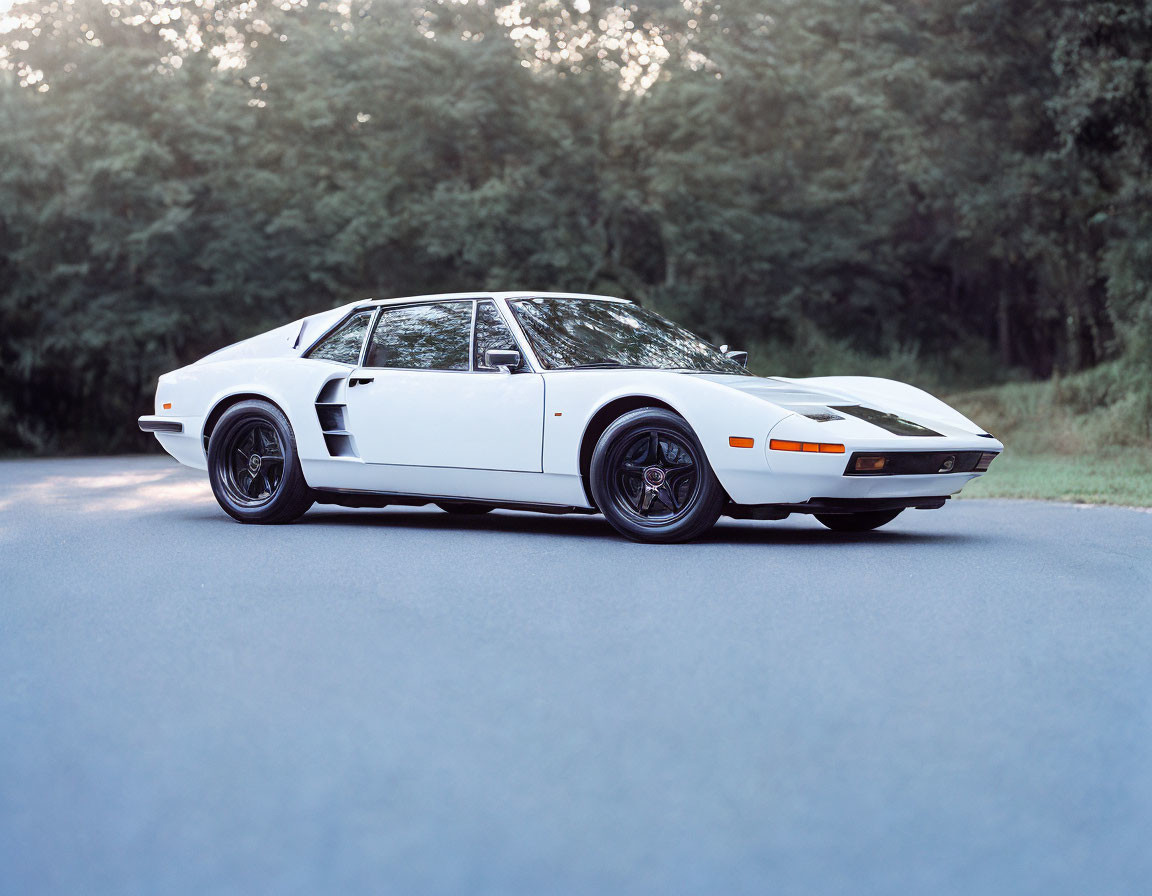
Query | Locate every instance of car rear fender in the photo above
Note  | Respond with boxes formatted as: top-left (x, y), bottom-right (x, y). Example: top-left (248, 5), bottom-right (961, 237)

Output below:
top-left (153, 358), bottom-right (351, 470)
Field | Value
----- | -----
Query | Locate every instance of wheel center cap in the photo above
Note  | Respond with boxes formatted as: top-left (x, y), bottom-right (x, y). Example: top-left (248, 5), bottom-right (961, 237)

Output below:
top-left (644, 466), bottom-right (665, 486)
top-left (249, 454), bottom-right (262, 474)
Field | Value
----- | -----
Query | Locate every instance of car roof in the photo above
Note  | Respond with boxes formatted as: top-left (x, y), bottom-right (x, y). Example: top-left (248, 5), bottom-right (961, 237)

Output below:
top-left (351, 291), bottom-right (633, 308)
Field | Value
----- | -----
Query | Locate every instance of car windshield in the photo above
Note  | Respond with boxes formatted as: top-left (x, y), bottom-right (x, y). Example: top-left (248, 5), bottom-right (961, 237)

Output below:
top-left (508, 297), bottom-right (750, 374)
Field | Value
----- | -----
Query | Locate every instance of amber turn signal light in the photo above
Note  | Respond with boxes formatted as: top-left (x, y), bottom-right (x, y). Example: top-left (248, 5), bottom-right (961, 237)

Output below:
top-left (162, 402), bottom-right (172, 410)
top-left (769, 439), bottom-right (845, 454)
top-left (729, 437), bottom-right (755, 448)
top-left (853, 455), bottom-right (886, 472)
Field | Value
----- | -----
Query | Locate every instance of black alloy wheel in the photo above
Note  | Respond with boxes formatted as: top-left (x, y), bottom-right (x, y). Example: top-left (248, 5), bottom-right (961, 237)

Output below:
top-left (223, 421), bottom-right (283, 507)
top-left (207, 400), bottom-right (314, 524)
top-left (814, 509), bottom-right (903, 532)
top-left (590, 408), bottom-right (726, 543)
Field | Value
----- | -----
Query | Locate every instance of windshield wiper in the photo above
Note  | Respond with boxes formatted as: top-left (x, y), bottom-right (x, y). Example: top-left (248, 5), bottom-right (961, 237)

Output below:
top-left (568, 362), bottom-right (675, 370)
top-left (571, 359), bottom-right (627, 369)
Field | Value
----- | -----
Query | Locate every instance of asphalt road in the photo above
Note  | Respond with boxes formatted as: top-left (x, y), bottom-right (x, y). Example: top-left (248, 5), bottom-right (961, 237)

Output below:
top-left (2, 456), bottom-right (1150, 895)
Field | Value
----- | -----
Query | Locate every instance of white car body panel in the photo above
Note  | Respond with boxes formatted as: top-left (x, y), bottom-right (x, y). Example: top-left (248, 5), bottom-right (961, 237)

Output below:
top-left (140, 291), bottom-right (1004, 514)
top-left (343, 368), bottom-right (545, 472)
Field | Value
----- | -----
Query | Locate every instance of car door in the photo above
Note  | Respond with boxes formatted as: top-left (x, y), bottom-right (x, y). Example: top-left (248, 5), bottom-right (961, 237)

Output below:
top-left (343, 300), bottom-right (544, 472)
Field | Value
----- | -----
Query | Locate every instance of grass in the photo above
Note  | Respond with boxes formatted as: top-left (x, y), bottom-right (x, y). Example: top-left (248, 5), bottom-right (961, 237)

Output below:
top-left (945, 362), bottom-right (1152, 506)
top-left (955, 451), bottom-right (1152, 505)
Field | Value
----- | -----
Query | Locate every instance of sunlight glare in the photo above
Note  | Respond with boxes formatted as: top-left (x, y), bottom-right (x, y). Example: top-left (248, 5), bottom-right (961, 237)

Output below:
top-left (0, 470), bottom-right (214, 521)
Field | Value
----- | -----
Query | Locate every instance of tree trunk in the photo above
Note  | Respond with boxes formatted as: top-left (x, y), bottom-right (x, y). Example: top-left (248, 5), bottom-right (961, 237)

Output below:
top-left (997, 284), bottom-right (1011, 368)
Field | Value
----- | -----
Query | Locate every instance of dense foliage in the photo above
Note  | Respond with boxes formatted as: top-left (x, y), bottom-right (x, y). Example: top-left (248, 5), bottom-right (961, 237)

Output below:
top-left (1, 0), bottom-right (1149, 453)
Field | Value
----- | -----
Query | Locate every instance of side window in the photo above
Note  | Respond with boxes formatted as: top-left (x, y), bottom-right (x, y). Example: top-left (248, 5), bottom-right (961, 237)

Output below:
top-left (474, 301), bottom-right (526, 371)
top-left (305, 310), bottom-right (374, 364)
top-left (366, 302), bottom-right (471, 370)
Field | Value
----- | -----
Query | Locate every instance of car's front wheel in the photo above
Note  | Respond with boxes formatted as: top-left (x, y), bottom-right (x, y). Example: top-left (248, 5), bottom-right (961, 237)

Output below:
top-left (814, 509), bottom-right (902, 532)
top-left (590, 408), bottom-right (726, 543)
top-left (207, 400), bottom-right (313, 524)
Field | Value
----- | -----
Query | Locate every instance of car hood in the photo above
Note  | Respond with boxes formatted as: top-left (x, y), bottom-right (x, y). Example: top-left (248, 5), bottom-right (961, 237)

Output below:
top-left (691, 374), bottom-right (851, 407)
top-left (689, 372), bottom-right (987, 438)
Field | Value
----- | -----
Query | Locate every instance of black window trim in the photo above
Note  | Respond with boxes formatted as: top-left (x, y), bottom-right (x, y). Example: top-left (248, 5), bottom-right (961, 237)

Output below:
top-left (358, 307), bottom-right (381, 367)
top-left (473, 299), bottom-right (534, 373)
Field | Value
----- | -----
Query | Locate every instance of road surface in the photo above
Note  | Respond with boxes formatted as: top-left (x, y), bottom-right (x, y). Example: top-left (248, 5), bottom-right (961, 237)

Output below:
top-left (2, 456), bottom-right (1150, 894)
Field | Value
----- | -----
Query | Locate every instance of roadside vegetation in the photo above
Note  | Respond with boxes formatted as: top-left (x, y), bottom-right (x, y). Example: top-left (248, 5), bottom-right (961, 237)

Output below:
top-left (954, 451), bottom-right (1152, 506)
top-left (947, 364), bottom-right (1152, 506)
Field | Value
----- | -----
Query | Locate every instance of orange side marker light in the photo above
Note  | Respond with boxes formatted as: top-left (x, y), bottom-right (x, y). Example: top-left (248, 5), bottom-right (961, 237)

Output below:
top-left (729, 437), bottom-right (755, 448)
top-left (162, 403), bottom-right (172, 410)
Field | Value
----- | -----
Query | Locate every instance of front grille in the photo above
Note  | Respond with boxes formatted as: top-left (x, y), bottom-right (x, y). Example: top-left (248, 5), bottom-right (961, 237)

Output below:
top-left (844, 450), bottom-right (988, 476)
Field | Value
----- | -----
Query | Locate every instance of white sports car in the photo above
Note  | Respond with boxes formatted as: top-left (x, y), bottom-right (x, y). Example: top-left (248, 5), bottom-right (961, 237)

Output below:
top-left (139, 292), bottom-right (1002, 542)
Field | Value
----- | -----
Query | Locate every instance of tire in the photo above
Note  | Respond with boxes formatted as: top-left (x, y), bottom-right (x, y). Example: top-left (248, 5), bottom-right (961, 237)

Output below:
top-left (589, 408), bottom-right (726, 543)
top-left (435, 502), bottom-right (494, 515)
top-left (207, 399), bottom-right (314, 524)
top-left (814, 509), bottom-right (903, 532)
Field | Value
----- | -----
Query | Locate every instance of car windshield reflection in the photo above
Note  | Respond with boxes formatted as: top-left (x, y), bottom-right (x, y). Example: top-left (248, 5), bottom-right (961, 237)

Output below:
top-left (509, 297), bottom-right (749, 375)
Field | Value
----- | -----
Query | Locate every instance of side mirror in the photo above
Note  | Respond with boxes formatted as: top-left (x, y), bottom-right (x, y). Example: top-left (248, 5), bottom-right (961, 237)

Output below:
top-left (725, 349), bottom-right (749, 368)
top-left (484, 349), bottom-right (521, 372)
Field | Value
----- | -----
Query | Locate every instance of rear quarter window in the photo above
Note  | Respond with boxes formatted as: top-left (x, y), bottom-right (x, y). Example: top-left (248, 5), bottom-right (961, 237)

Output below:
top-left (305, 311), bottom-right (374, 364)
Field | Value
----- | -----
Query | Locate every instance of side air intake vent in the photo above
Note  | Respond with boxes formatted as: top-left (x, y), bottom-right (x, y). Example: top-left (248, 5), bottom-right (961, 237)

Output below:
top-left (316, 378), bottom-right (342, 404)
top-left (317, 404), bottom-right (345, 432)
top-left (315, 378), bottom-right (358, 458)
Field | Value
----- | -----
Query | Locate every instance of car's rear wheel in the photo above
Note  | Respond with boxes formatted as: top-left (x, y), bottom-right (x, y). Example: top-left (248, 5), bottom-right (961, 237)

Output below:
top-left (435, 502), bottom-right (494, 515)
top-left (814, 509), bottom-right (902, 532)
top-left (590, 408), bottom-right (726, 543)
top-left (208, 400), bottom-right (313, 524)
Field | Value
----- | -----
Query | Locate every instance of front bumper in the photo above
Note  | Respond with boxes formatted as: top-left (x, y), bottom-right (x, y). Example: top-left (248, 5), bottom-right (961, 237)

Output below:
top-left (718, 461), bottom-right (988, 505)
top-left (709, 416), bottom-right (1006, 505)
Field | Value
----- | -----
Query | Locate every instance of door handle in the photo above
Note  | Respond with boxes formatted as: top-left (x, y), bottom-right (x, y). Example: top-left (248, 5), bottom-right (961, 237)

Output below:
top-left (349, 376), bottom-right (375, 387)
